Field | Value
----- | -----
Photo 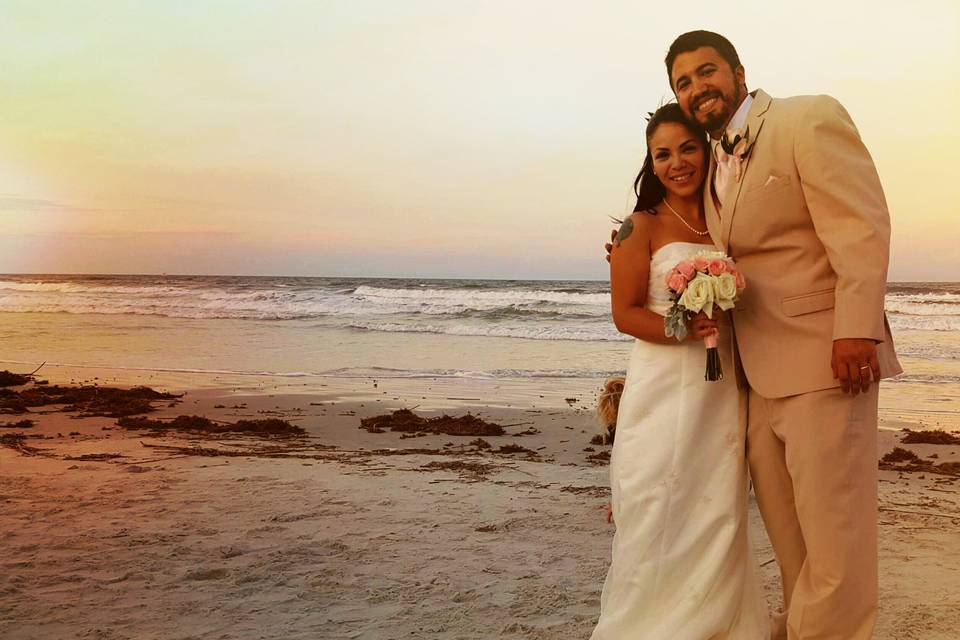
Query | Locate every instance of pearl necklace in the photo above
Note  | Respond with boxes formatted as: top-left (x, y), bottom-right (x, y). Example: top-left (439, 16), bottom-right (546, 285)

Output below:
top-left (662, 198), bottom-right (709, 236)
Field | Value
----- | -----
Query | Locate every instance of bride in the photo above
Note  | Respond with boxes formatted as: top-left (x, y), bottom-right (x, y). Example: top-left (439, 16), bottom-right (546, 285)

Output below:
top-left (591, 103), bottom-right (769, 639)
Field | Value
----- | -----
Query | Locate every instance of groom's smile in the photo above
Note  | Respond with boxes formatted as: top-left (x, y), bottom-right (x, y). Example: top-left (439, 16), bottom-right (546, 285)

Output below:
top-left (693, 92), bottom-right (723, 115)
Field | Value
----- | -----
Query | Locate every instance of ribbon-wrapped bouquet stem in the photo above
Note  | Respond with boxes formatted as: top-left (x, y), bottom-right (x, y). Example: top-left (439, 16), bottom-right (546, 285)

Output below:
top-left (663, 251), bottom-right (746, 381)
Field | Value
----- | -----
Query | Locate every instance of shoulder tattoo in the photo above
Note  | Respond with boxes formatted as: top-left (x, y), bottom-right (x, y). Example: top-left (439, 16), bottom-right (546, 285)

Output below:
top-left (614, 217), bottom-right (634, 247)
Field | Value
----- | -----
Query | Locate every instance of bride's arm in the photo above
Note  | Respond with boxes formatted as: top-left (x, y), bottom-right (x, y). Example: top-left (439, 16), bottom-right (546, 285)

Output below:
top-left (609, 214), bottom-right (715, 345)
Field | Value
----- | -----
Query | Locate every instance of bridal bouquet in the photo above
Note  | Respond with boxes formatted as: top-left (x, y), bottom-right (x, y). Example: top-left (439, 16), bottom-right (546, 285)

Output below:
top-left (663, 251), bottom-right (746, 381)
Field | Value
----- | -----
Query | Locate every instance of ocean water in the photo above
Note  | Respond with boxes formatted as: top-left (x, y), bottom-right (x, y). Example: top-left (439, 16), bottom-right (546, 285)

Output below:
top-left (0, 275), bottom-right (957, 427)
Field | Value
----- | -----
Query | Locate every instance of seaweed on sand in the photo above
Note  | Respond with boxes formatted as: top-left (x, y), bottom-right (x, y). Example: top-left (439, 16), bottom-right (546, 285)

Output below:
top-left (496, 443), bottom-right (537, 455)
top-left (116, 415), bottom-right (305, 437)
top-left (420, 460), bottom-right (499, 479)
top-left (586, 450), bottom-right (612, 465)
top-left (0, 420), bottom-right (34, 429)
top-left (879, 447), bottom-right (960, 476)
top-left (901, 429), bottom-right (960, 445)
top-left (882, 447), bottom-right (923, 464)
top-left (64, 453), bottom-right (125, 461)
top-left (0, 432), bottom-right (48, 456)
top-left (359, 409), bottom-right (505, 436)
top-left (0, 385), bottom-right (180, 416)
top-left (0, 370), bottom-right (33, 387)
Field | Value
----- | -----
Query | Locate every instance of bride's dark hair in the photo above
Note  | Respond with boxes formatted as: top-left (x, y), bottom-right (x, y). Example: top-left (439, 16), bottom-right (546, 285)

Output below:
top-left (632, 103), bottom-right (708, 213)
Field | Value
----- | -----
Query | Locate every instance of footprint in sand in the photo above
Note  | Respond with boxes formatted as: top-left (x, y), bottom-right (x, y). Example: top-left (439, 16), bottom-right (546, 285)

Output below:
top-left (183, 567), bottom-right (230, 581)
top-left (246, 524), bottom-right (288, 536)
top-left (123, 465), bottom-right (152, 473)
top-left (269, 511), bottom-right (321, 523)
top-left (474, 515), bottom-right (549, 533)
top-left (218, 545), bottom-right (245, 559)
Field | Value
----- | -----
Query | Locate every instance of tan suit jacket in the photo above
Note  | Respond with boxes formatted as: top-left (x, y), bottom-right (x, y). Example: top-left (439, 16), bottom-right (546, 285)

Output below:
top-left (705, 89), bottom-right (902, 398)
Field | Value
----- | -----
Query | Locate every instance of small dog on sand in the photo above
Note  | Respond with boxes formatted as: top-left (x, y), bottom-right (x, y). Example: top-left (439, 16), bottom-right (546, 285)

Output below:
top-left (596, 376), bottom-right (624, 445)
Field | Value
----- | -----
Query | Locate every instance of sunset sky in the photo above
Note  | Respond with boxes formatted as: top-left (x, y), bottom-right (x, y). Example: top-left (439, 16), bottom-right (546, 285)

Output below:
top-left (1, 0), bottom-right (957, 280)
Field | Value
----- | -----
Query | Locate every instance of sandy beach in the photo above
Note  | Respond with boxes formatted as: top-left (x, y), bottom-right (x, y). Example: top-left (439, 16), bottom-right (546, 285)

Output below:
top-left (1, 366), bottom-right (958, 640)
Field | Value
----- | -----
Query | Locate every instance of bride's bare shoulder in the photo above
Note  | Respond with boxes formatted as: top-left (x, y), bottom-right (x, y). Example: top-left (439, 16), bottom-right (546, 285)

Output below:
top-left (613, 208), bottom-right (658, 251)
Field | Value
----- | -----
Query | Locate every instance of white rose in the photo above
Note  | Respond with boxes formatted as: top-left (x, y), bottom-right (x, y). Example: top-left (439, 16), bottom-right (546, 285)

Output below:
top-left (713, 272), bottom-right (738, 310)
top-left (678, 273), bottom-right (715, 316)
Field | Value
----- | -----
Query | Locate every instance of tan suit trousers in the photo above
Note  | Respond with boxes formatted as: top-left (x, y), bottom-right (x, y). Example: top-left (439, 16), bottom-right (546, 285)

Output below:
top-left (747, 385), bottom-right (879, 640)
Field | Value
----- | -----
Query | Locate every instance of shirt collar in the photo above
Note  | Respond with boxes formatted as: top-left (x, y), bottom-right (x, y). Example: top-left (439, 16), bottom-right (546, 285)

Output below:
top-left (725, 93), bottom-right (753, 137)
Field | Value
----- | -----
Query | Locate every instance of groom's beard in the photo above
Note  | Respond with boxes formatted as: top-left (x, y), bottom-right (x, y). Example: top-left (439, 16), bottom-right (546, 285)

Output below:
top-left (692, 85), bottom-right (744, 134)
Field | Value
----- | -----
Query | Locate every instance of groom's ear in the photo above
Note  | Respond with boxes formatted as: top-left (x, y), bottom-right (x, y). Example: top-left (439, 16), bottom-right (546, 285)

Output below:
top-left (735, 65), bottom-right (747, 92)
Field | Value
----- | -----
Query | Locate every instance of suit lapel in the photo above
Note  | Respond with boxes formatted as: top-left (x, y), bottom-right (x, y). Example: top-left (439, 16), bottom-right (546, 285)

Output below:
top-left (719, 89), bottom-right (772, 249)
top-left (704, 154), bottom-right (723, 250)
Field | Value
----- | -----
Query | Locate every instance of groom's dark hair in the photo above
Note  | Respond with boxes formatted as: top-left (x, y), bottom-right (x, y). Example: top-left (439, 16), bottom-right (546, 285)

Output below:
top-left (665, 31), bottom-right (742, 81)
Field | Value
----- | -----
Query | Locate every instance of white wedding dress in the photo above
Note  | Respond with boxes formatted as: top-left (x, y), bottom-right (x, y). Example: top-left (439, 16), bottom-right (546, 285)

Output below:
top-left (591, 242), bottom-right (769, 640)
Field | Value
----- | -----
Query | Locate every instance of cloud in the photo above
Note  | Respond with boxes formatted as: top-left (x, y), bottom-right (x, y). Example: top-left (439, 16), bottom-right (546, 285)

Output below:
top-left (0, 196), bottom-right (102, 213)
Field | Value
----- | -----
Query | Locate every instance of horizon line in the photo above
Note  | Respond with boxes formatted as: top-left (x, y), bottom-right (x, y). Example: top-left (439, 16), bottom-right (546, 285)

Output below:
top-left (0, 272), bottom-right (955, 285)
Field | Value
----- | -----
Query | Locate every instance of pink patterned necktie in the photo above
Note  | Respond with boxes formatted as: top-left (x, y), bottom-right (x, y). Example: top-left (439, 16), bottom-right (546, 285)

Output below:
top-left (713, 142), bottom-right (733, 209)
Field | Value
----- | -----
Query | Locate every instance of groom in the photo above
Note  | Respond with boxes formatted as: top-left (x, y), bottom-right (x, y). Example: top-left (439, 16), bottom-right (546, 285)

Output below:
top-left (612, 31), bottom-right (902, 639)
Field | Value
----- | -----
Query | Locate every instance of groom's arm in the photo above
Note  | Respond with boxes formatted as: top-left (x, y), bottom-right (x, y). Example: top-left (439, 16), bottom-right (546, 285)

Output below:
top-left (794, 96), bottom-right (892, 393)
top-left (795, 95), bottom-right (891, 343)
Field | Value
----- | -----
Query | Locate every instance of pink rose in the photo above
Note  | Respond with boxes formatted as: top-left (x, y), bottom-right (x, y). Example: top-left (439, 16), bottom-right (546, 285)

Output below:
top-left (667, 272), bottom-right (687, 293)
top-left (708, 259), bottom-right (726, 276)
top-left (693, 256), bottom-right (710, 272)
top-left (677, 260), bottom-right (696, 279)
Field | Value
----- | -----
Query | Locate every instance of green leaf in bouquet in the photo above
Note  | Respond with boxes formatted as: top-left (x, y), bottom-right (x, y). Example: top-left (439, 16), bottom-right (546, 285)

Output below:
top-left (664, 306), bottom-right (688, 342)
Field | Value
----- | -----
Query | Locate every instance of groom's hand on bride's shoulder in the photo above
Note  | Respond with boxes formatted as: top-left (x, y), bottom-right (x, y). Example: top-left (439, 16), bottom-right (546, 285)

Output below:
top-left (831, 338), bottom-right (881, 396)
top-left (604, 228), bottom-right (617, 263)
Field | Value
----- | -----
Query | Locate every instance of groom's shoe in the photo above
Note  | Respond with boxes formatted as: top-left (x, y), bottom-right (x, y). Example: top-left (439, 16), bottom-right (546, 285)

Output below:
top-left (770, 610), bottom-right (788, 640)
